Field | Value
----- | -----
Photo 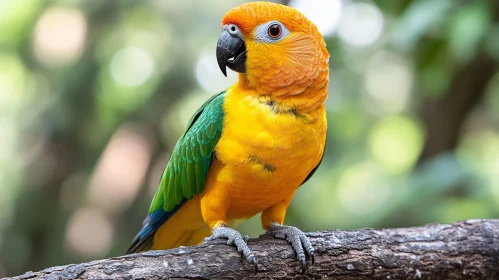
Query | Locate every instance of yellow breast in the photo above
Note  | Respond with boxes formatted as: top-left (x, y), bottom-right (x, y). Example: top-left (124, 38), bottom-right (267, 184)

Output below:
top-left (212, 87), bottom-right (327, 219)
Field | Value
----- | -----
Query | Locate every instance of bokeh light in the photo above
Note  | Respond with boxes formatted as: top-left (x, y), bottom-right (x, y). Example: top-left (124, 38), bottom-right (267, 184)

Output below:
top-left (110, 47), bottom-right (155, 87)
top-left (364, 51), bottom-right (413, 114)
top-left (448, 3), bottom-right (489, 63)
top-left (195, 47), bottom-right (237, 93)
top-left (458, 130), bottom-right (499, 204)
top-left (33, 7), bottom-right (87, 67)
top-left (0, 0), bottom-right (43, 47)
top-left (368, 116), bottom-right (424, 174)
top-left (65, 208), bottom-right (114, 258)
top-left (391, 0), bottom-right (453, 51)
top-left (87, 124), bottom-right (154, 214)
top-left (337, 162), bottom-right (392, 216)
top-left (290, 0), bottom-right (343, 37)
top-left (338, 2), bottom-right (384, 48)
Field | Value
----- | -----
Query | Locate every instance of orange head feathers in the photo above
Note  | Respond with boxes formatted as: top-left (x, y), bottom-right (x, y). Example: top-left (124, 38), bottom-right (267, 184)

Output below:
top-left (217, 2), bottom-right (329, 97)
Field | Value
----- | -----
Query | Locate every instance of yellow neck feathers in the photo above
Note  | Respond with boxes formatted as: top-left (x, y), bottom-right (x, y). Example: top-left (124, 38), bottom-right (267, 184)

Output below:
top-left (225, 2), bottom-right (330, 114)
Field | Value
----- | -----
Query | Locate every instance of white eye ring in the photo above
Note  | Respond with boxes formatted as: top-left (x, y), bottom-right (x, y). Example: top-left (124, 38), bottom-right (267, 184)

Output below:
top-left (254, 21), bottom-right (290, 43)
top-left (227, 24), bottom-right (240, 36)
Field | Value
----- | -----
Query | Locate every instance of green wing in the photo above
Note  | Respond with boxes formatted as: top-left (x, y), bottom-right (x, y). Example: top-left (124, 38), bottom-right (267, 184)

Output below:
top-left (150, 91), bottom-right (226, 213)
top-left (127, 90), bottom-right (226, 253)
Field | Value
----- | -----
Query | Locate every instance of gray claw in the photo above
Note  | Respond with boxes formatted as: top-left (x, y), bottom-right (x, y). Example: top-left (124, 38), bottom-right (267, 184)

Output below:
top-left (247, 254), bottom-right (258, 273)
top-left (204, 226), bottom-right (258, 270)
top-left (269, 223), bottom-right (315, 272)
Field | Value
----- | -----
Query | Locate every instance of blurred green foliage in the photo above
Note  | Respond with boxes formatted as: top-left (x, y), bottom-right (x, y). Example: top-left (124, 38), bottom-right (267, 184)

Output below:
top-left (0, 0), bottom-right (498, 277)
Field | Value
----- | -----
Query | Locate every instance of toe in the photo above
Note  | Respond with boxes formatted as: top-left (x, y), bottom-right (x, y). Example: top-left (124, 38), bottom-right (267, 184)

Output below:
top-left (274, 232), bottom-right (286, 239)
top-left (299, 233), bottom-right (315, 260)
top-left (300, 258), bottom-right (306, 273)
top-left (247, 255), bottom-right (258, 272)
top-left (203, 236), bottom-right (213, 243)
top-left (297, 252), bottom-right (306, 269)
top-left (205, 227), bottom-right (258, 272)
top-left (268, 223), bottom-right (315, 272)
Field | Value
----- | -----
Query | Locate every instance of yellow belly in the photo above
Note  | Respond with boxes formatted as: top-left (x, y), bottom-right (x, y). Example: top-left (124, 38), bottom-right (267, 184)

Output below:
top-left (203, 88), bottom-right (327, 221)
top-left (152, 88), bottom-right (327, 249)
top-left (216, 157), bottom-right (318, 220)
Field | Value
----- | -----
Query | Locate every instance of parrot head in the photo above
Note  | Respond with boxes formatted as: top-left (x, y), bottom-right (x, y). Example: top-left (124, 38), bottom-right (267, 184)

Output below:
top-left (217, 2), bottom-right (329, 96)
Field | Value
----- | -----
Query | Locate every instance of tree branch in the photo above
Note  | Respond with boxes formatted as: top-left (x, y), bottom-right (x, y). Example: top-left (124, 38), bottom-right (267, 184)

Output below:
top-left (8, 219), bottom-right (499, 279)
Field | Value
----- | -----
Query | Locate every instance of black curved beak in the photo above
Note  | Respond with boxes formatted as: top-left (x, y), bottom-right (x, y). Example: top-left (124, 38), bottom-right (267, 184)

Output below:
top-left (216, 30), bottom-right (247, 77)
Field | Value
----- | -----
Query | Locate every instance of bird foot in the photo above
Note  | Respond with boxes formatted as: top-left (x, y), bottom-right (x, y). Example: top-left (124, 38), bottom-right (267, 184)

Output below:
top-left (204, 226), bottom-right (257, 271)
top-left (269, 223), bottom-right (314, 272)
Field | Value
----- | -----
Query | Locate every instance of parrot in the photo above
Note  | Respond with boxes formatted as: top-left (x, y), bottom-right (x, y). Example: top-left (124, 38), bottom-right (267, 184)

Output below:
top-left (127, 2), bottom-right (329, 271)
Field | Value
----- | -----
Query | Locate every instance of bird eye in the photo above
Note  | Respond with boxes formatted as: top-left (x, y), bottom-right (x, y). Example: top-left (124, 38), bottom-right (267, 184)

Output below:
top-left (267, 24), bottom-right (282, 39)
top-left (255, 21), bottom-right (289, 43)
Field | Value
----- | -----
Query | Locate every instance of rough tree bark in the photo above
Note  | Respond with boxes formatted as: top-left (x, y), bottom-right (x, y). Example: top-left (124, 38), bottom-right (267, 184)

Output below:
top-left (6, 219), bottom-right (499, 280)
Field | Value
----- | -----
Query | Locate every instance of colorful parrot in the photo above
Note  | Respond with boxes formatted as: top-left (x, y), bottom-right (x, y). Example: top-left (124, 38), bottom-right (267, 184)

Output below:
top-left (127, 2), bottom-right (329, 271)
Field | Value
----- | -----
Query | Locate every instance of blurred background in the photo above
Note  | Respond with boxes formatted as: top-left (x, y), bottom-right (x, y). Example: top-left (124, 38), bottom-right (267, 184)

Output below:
top-left (1, 0), bottom-right (499, 277)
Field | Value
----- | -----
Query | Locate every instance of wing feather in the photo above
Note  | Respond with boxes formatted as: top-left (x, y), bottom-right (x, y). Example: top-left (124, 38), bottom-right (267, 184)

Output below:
top-left (126, 91), bottom-right (226, 254)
